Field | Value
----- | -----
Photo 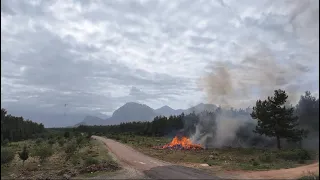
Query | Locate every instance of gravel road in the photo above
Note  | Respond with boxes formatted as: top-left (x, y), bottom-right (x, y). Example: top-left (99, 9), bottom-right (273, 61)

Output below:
top-left (92, 136), bottom-right (220, 179)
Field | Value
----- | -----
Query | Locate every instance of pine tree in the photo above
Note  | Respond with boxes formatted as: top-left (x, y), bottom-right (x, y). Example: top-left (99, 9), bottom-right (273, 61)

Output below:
top-left (251, 89), bottom-right (307, 149)
top-left (18, 145), bottom-right (29, 166)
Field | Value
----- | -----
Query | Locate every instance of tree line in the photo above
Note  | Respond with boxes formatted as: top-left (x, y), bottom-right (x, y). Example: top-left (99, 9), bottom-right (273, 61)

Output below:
top-left (74, 89), bottom-right (319, 149)
top-left (1, 108), bottom-right (45, 143)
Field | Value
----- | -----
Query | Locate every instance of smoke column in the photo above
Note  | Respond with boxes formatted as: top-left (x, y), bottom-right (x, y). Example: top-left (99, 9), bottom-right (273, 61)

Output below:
top-left (192, 0), bottom-right (319, 148)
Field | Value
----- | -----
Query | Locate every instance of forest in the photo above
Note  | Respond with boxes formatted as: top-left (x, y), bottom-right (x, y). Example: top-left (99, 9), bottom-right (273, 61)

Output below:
top-left (1, 109), bottom-right (45, 143)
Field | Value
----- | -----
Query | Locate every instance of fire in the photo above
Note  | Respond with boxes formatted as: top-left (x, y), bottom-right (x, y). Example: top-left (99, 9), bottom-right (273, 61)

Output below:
top-left (156, 136), bottom-right (203, 150)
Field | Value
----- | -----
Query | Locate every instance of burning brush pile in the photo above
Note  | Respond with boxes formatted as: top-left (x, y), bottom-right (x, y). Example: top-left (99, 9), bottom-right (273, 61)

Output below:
top-left (153, 135), bottom-right (203, 150)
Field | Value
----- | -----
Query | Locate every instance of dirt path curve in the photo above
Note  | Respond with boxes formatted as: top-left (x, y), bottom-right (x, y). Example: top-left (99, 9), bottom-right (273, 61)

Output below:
top-left (92, 136), bottom-right (220, 179)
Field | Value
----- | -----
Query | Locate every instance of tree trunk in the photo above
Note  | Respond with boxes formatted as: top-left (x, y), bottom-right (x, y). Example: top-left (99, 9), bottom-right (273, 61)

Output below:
top-left (22, 160), bottom-right (24, 166)
top-left (276, 136), bottom-right (281, 149)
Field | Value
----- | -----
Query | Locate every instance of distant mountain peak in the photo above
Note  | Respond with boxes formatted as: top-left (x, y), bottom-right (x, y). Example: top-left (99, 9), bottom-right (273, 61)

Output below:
top-left (157, 105), bottom-right (174, 110)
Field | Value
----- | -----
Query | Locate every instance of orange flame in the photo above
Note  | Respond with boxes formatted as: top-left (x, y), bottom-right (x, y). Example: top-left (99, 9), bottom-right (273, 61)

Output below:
top-left (162, 136), bottom-right (203, 150)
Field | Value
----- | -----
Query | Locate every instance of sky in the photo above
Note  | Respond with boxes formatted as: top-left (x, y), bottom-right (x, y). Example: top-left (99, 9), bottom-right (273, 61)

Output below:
top-left (1, 0), bottom-right (319, 127)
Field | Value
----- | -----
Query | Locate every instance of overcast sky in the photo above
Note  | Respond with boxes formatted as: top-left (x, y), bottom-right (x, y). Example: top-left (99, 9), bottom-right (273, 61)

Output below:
top-left (1, 0), bottom-right (319, 126)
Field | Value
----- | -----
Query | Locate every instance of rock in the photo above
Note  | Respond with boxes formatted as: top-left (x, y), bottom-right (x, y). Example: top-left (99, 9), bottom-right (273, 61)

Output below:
top-left (200, 164), bottom-right (209, 167)
top-left (209, 155), bottom-right (214, 159)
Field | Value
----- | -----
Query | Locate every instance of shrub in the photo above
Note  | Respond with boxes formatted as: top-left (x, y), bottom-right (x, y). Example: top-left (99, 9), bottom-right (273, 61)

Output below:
top-left (258, 153), bottom-right (273, 163)
top-left (48, 139), bottom-right (55, 145)
top-left (64, 142), bottom-right (77, 154)
top-left (58, 139), bottom-right (65, 147)
top-left (2, 139), bottom-right (9, 146)
top-left (64, 142), bottom-right (78, 160)
top-left (64, 131), bottom-right (70, 139)
top-left (35, 138), bottom-right (43, 144)
top-left (84, 157), bottom-right (99, 166)
top-left (1, 147), bottom-right (15, 165)
top-left (277, 149), bottom-right (311, 161)
top-left (76, 136), bottom-right (84, 145)
top-left (86, 132), bottom-right (92, 139)
top-left (18, 145), bottom-right (29, 166)
top-left (33, 145), bottom-right (53, 163)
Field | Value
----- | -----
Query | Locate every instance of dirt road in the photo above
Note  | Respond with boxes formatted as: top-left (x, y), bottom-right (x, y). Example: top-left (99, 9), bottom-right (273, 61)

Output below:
top-left (92, 136), bottom-right (220, 179)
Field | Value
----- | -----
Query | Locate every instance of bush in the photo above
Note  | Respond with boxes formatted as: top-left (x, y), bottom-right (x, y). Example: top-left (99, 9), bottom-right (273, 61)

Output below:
top-left (64, 141), bottom-right (78, 160)
top-left (2, 139), bottom-right (9, 146)
top-left (64, 142), bottom-right (77, 154)
top-left (76, 136), bottom-right (84, 145)
top-left (18, 145), bottom-right (29, 166)
top-left (58, 139), bottom-right (65, 147)
top-left (48, 139), bottom-right (55, 145)
top-left (33, 145), bottom-right (53, 163)
top-left (84, 157), bottom-right (99, 166)
top-left (1, 147), bottom-right (15, 165)
top-left (35, 138), bottom-right (43, 144)
top-left (64, 131), bottom-right (70, 139)
top-left (277, 149), bottom-right (311, 161)
top-left (259, 153), bottom-right (273, 163)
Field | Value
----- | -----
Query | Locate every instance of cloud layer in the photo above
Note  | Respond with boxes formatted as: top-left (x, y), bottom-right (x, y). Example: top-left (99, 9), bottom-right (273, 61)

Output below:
top-left (1, 0), bottom-right (318, 126)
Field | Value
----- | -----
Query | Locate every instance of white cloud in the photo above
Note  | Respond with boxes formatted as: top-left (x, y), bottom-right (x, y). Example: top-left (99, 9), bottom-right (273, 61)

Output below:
top-left (1, 0), bottom-right (318, 126)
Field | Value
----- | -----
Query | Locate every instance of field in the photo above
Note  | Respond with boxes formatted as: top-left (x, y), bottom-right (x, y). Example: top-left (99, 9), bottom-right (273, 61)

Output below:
top-left (108, 134), bottom-right (318, 172)
top-left (1, 134), bottom-right (120, 179)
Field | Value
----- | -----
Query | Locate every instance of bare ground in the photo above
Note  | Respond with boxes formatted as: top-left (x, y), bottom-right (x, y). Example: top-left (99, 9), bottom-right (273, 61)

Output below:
top-left (180, 161), bottom-right (319, 179)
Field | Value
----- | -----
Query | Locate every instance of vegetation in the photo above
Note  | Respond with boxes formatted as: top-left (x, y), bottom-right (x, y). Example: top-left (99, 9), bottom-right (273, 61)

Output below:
top-left (251, 89), bottom-right (307, 149)
top-left (1, 147), bottom-right (15, 165)
top-left (18, 145), bottom-right (29, 166)
top-left (1, 134), bottom-right (120, 179)
top-left (33, 144), bottom-right (54, 163)
top-left (1, 109), bottom-right (45, 142)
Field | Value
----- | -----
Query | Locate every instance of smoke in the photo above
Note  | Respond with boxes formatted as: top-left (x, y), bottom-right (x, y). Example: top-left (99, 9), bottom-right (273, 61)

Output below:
top-left (189, 0), bottom-right (319, 149)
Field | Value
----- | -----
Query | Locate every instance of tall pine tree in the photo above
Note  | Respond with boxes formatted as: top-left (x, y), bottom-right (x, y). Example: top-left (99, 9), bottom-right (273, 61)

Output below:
top-left (251, 89), bottom-right (307, 149)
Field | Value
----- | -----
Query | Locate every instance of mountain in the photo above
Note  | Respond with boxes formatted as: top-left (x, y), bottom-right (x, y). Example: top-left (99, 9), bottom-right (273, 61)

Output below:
top-left (106, 102), bottom-right (157, 124)
top-left (155, 105), bottom-right (184, 117)
top-left (184, 103), bottom-right (217, 114)
top-left (74, 115), bottom-right (108, 127)
top-left (73, 102), bottom-right (218, 126)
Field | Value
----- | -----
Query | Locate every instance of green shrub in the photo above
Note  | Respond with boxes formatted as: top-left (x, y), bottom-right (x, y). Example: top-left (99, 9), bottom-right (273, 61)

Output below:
top-left (58, 139), bottom-right (65, 147)
top-left (18, 145), bottom-right (29, 166)
top-left (84, 157), bottom-right (99, 166)
top-left (252, 160), bottom-right (259, 166)
top-left (277, 149), bottom-right (311, 161)
top-left (64, 142), bottom-right (77, 154)
top-left (1, 147), bottom-right (15, 165)
top-left (33, 145), bottom-right (53, 163)
top-left (64, 131), bottom-right (70, 139)
top-left (48, 139), bottom-right (55, 145)
top-left (76, 136), bottom-right (84, 145)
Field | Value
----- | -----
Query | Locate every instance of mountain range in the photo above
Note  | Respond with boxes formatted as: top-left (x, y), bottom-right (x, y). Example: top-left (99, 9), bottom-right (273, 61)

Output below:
top-left (75, 102), bottom-right (217, 126)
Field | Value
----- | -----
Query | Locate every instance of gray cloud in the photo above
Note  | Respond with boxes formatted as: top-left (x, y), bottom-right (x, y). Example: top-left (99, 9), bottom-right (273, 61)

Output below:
top-left (1, 0), bottom-right (318, 127)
